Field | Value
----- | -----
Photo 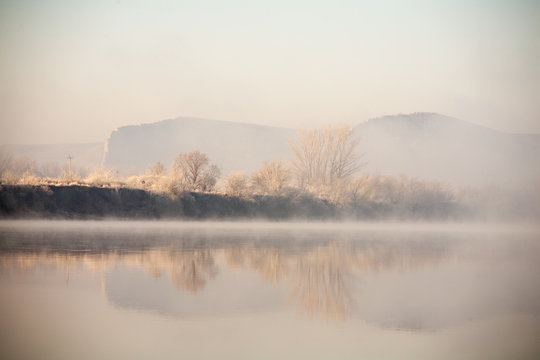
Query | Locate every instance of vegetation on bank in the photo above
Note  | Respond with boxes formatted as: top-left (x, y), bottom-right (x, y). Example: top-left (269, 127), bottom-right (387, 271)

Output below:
top-left (1, 124), bottom-right (537, 220)
top-left (1, 182), bottom-right (535, 221)
top-left (0, 184), bottom-right (459, 220)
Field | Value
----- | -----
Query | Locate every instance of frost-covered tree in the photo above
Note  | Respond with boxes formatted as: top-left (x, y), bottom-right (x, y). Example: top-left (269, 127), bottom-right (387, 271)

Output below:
top-left (224, 172), bottom-right (248, 197)
top-left (171, 151), bottom-right (220, 192)
top-left (289, 125), bottom-right (363, 190)
top-left (84, 168), bottom-right (119, 187)
top-left (10, 156), bottom-right (38, 178)
top-left (199, 164), bottom-right (220, 192)
top-left (126, 162), bottom-right (171, 193)
top-left (251, 160), bottom-right (290, 196)
top-left (147, 162), bottom-right (166, 177)
top-left (0, 152), bottom-right (13, 179)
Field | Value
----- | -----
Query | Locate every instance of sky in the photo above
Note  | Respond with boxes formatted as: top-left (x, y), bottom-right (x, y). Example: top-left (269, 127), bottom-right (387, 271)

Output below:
top-left (0, 0), bottom-right (539, 145)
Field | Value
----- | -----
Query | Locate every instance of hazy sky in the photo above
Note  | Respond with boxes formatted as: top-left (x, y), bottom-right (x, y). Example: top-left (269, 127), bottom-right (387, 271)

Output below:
top-left (1, 0), bottom-right (539, 144)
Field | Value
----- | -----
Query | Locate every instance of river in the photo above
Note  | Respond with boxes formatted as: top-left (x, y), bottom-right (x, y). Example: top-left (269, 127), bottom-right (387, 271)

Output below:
top-left (1, 221), bottom-right (539, 359)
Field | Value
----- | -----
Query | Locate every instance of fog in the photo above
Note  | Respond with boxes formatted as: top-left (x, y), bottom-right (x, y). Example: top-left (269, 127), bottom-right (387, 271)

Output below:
top-left (355, 113), bottom-right (540, 188)
top-left (2, 219), bottom-right (539, 234)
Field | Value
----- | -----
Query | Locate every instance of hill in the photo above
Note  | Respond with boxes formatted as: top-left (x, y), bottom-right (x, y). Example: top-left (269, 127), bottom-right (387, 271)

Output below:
top-left (3, 114), bottom-right (538, 188)
top-left (104, 114), bottom-right (540, 187)
top-left (104, 118), bottom-right (295, 176)
top-left (354, 113), bottom-right (540, 186)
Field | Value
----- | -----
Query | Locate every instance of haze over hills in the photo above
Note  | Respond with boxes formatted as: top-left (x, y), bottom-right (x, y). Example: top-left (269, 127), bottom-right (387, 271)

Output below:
top-left (2, 113), bottom-right (538, 187)
top-left (354, 113), bottom-right (540, 187)
top-left (103, 113), bottom-right (539, 187)
top-left (104, 118), bottom-right (296, 176)
top-left (0, 142), bottom-right (104, 172)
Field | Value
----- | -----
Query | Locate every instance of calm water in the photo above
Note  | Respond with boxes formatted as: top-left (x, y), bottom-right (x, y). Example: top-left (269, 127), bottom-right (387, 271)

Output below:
top-left (1, 221), bottom-right (539, 360)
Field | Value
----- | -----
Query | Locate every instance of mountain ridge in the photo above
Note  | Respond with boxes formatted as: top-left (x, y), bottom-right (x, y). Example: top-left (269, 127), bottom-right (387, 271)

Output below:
top-left (103, 116), bottom-right (296, 176)
top-left (353, 113), bottom-right (539, 186)
top-left (2, 113), bottom-right (538, 187)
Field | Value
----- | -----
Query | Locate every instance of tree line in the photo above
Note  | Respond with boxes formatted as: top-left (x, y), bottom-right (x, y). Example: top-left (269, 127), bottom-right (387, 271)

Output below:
top-left (124, 124), bottom-right (377, 205)
top-left (0, 124), bottom-right (454, 208)
top-left (6, 124), bottom-right (533, 220)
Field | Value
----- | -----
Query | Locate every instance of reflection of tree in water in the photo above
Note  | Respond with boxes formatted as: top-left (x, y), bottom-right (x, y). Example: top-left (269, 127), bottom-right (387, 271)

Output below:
top-left (249, 248), bottom-right (289, 284)
top-left (288, 244), bottom-right (353, 322)
top-left (224, 247), bottom-right (246, 269)
top-left (1, 234), bottom-right (451, 321)
top-left (167, 249), bottom-right (218, 293)
top-left (224, 246), bottom-right (289, 284)
top-left (0, 252), bottom-right (120, 279)
top-left (1, 254), bottom-right (40, 274)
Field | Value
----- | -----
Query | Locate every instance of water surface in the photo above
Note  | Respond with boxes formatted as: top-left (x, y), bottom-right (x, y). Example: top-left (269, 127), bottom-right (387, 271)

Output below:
top-left (1, 221), bottom-right (539, 359)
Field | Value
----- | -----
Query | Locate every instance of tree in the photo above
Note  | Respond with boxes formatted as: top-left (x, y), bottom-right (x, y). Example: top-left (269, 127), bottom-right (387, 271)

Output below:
top-left (11, 156), bottom-right (38, 178)
top-left (289, 124), bottom-right (363, 190)
top-left (251, 160), bottom-right (290, 196)
top-left (132, 162), bottom-right (170, 193)
top-left (347, 174), bottom-right (371, 204)
top-left (199, 164), bottom-right (220, 192)
top-left (84, 167), bottom-right (118, 187)
top-left (171, 151), bottom-right (221, 192)
top-left (224, 173), bottom-right (248, 197)
top-left (0, 152), bottom-right (13, 179)
top-left (146, 162), bottom-right (166, 177)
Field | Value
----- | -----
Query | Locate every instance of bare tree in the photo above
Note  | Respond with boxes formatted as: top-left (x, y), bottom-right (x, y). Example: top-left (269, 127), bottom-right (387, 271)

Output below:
top-left (147, 162), bottom-right (166, 177)
top-left (199, 164), bottom-right (220, 192)
top-left (251, 160), bottom-right (290, 196)
top-left (347, 174), bottom-right (370, 204)
top-left (127, 162), bottom-right (171, 193)
top-left (289, 124), bottom-right (363, 190)
top-left (11, 156), bottom-right (38, 178)
top-left (84, 167), bottom-right (119, 187)
top-left (0, 152), bottom-right (13, 179)
top-left (171, 151), bottom-right (221, 192)
top-left (224, 172), bottom-right (248, 197)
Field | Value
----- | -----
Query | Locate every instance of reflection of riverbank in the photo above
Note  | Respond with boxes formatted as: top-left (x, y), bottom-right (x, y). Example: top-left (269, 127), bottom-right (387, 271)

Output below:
top-left (3, 226), bottom-right (540, 331)
top-left (1, 234), bottom-right (453, 323)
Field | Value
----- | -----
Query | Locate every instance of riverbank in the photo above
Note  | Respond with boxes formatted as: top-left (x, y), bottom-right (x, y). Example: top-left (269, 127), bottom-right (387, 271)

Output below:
top-left (0, 185), bottom-right (465, 220)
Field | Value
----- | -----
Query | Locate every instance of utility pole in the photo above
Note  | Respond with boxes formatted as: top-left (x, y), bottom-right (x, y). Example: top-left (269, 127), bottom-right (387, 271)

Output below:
top-left (67, 154), bottom-right (73, 181)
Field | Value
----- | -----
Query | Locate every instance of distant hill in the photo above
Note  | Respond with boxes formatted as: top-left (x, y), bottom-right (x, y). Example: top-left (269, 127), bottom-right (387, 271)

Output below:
top-left (354, 113), bottom-right (540, 186)
top-left (103, 114), bottom-right (539, 187)
top-left (104, 118), bottom-right (295, 176)
top-left (4, 114), bottom-right (538, 187)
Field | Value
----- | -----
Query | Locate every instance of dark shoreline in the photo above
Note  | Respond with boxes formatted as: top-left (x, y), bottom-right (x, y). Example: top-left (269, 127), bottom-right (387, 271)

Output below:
top-left (0, 185), bottom-right (466, 221)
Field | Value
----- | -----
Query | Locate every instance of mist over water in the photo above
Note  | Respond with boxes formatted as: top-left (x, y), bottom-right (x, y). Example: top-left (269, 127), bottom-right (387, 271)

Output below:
top-left (1, 220), bottom-right (539, 359)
